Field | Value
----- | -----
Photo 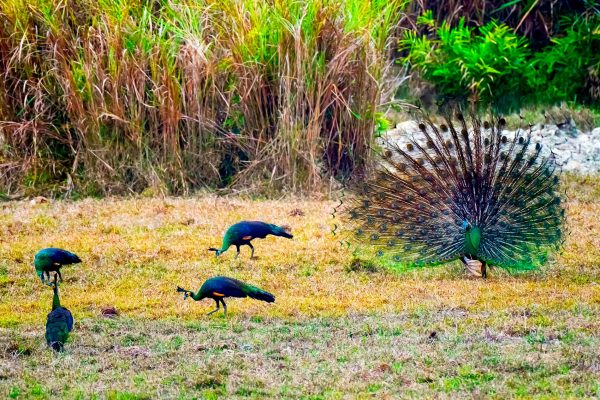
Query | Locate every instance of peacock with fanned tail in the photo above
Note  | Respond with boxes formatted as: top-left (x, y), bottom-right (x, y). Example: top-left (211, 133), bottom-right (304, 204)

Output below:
top-left (339, 110), bottom-right (566, 277)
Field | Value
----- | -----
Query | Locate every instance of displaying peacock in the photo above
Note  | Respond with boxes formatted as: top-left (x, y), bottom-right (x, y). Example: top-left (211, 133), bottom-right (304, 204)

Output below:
top-left (339, 110), bottom-right (566, 277)
top-left (209, 221), bottom-right (293, 259)
top-left (177, 276), bottom-right (275, 316)
top-left (45, 274), bottom-right (74, 351)
top-left (35, 248), bottom-right (81, 285)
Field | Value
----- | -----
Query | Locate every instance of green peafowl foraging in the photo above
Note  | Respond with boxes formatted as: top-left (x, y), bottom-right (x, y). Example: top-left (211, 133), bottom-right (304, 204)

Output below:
top-left (208, 221), bottom-right (293, 259)
top-left (339, 110), bottom-right (566, 277)
top-left (45, 274), bottom-right (74, 351)
top-left (35, 248), bottom-right (81, 285)
top-left (177, 276), bottom-right (275, 316)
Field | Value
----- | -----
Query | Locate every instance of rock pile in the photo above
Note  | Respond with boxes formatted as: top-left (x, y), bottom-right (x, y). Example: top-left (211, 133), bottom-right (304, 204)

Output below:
top-left (384, 120), bottom-right (600, 174)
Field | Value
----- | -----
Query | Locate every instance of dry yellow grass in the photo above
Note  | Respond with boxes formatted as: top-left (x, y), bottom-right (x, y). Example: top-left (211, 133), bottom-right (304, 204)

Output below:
top-left (0, 185), bottom-right (599, 398)
top-left (1, 196), bottom-right (599, 324)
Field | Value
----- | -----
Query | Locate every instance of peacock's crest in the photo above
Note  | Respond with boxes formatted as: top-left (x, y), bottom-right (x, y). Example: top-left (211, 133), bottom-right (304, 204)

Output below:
top-left (338, 109), bottom-right (566, 271)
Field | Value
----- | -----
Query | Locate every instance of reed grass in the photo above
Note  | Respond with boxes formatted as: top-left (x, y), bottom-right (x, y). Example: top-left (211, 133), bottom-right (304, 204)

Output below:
top-left (0, 0), bottom-right (407, 196)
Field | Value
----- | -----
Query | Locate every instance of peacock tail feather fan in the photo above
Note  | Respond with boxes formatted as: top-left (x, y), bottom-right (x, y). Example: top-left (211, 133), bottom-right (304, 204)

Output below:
top-left (339, 110), bottom-right (566, 271)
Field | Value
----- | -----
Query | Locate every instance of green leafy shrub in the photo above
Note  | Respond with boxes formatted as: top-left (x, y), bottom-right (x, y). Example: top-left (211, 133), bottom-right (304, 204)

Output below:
top-left (401, 19), bottom-right (532, 111)
top-left (402, 14), bottom-right (600, 112)
top-left (403, 0), bottom-right (597, 49)
top-left (528, 16), bottom-right (600, 106)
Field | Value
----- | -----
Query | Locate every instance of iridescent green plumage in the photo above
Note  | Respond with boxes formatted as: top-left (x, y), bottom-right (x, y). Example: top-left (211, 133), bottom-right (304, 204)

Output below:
top-left (34, 248), bottom-right (81, 284)
top-left (45, 274), bottom-right (74, 351)
top-left (340, 110), bottom-right (566, 276)
top-left (464, 224), bottom-right (481, 255)
top-left (177, 276), bottom-right (275, 316)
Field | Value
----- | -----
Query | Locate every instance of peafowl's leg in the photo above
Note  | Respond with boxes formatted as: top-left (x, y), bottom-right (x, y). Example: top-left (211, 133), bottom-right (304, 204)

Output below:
top-left (57, 269), bottom-right (63, 282)
top-left (481, 261), bottom-right (487, 279)
top-left (221, 299), bottom-right (227, 316)
top-left (461, 256), bottom-right (483, 277)
top-left (45, 271), bottom-right (53, 286)
top-left (235, 246), bottom-right (240, 259)
top-left (248, 243), bottom-right (255, 259)
top-left (207, 299), bottom-right (220, 315)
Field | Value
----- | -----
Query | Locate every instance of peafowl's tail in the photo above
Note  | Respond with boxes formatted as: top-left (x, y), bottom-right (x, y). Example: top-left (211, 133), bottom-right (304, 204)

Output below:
top-left (271, 224), bottom-right (293, 239)
top-left (243, 284), bottom-right (275, 303)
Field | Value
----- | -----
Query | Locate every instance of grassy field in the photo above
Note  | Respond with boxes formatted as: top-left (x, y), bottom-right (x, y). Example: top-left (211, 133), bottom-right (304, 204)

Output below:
top-left (1, 179), bottom-right (599, 398)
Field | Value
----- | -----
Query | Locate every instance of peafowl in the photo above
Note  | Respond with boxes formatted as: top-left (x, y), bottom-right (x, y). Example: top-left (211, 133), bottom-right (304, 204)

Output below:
top-left (45, 274), bottom-right (74, 351)
top-left (208, 221), bottom-right (293, 259)
top-left (177, 276), bottom-right (275, 316)
top-left (35, 248), bottom-right (81, 285)
top-left (339, 110), bottom-right (566, 277)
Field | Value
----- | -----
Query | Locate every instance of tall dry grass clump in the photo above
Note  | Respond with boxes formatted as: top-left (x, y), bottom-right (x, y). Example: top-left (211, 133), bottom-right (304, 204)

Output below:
top-left (0, 0), bottom-right (406, 196)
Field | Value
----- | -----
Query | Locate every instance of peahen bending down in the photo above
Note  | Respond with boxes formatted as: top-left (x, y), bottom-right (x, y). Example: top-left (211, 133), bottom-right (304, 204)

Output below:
top-left (45, 274), bottom-right (74, 351)
top-left (35, 248), bottom-right (81, 285)
top-left (340, 111), bottom-right (565, 277)
top-left (209, 221), bottom-right (293, 259)
top-left (177, 276), bottom-right (275, 316)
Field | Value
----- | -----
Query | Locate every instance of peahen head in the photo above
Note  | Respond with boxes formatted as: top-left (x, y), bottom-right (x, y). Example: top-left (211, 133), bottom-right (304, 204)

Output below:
top-left (177, 286), bottom-right (202, 301)
top-left (208, 247), bottom-right (222, 256)
top-left (177, 286), bottom-right (190, 300)
top-left (50, 342), bottom-right (64, 352)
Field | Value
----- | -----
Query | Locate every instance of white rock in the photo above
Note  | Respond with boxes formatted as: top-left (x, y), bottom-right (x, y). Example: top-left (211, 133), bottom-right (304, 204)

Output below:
top-left (385, 121), bottom-right (600, 174)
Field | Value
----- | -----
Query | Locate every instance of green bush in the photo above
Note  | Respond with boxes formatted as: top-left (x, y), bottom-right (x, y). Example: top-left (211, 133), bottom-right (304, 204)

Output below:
top-left (528, 16), bottom-right (600, 106)
top-left (402, 15), bottom-right (600, 111)
top-left (401, 19), bottom-right (532, 111)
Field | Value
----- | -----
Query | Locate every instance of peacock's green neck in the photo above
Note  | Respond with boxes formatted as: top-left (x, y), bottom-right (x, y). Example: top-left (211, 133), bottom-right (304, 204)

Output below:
top-left (464, 226), bottom-right (481, 256)
top-left (220, 233), bottom-right (234, 253)
top-left (189, 291), bottom-right (204, 301)
top-left (52, 286), bottom-right (61, 310)
top-left (219, 243), bottom-right (231, 254)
